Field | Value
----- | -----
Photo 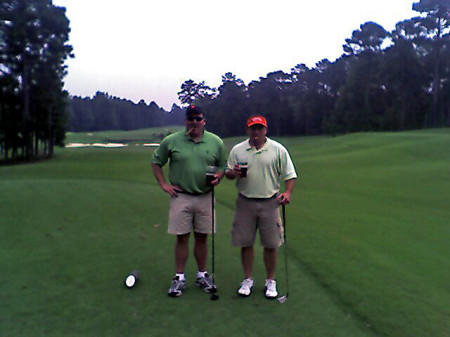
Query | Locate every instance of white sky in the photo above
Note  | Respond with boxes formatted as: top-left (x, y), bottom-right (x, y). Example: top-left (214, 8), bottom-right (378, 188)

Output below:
top-left (52, 0), bottom-right (417, 110)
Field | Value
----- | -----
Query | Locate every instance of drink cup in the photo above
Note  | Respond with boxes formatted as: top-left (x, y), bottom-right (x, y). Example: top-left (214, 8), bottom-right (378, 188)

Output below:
top-left (239, 163), bottom-right (248, 177)
top-left (206, 165), bottom-right (217, 186)
top-left (237, 155), bottom-right (248, 178)
top-left (206, 173), bottom-right (215, 186)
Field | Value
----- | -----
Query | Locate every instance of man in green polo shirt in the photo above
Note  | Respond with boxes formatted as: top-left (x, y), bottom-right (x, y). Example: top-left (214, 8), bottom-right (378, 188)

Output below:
top-left (225, 116), bottom-right (297, 299)
top-left (152, 105), bottom-right (227, 297)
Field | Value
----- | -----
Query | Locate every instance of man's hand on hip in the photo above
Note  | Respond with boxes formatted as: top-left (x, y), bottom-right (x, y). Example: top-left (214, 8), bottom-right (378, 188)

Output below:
top-left (162, 183), bottom-right (183, 197)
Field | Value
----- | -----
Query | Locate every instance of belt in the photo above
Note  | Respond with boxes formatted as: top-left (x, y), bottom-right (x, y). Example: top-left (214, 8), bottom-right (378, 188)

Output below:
top-left (239, 193), bottom-right (277, 201)
top-left (179, 190), bottom-right (211, 196)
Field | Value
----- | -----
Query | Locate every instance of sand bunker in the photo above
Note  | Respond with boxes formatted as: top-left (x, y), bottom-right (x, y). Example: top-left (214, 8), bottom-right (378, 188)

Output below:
top-left (65, 143), bottom-right (91, 148)
top-left (92, 143), bottom-right (128, 148)
top-left (65, 143), bottom-right (128, 148)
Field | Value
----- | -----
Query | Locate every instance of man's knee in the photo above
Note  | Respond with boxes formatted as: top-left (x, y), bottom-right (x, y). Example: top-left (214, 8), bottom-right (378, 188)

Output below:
top-left (176, 233), bottom-right (190, 244)
top-left (194, 232), bottom-right (208, 244)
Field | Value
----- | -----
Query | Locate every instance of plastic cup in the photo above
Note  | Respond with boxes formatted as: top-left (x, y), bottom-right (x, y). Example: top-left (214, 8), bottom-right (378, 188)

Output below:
top-left (206, 166), bottom-right (217, 186)
top-left (237, 155), bottom-right (248, 177)
top-left (239, 163), bottom-right (248, 177)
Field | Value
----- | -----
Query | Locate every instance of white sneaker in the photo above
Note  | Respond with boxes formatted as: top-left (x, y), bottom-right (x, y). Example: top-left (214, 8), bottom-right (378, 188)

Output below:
top-left (238, 278), bottom-right (254, 297)
top-left (195, 272), bottom-right (217, 293)
top-left (264, 279), bottom-right (278, 299)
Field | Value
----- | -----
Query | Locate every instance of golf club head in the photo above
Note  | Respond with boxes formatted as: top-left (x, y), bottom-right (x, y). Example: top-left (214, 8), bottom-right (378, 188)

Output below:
top-left (277, 295), bottom-right (288, 303)
top-left (124, 270), bottom-right (140, 288)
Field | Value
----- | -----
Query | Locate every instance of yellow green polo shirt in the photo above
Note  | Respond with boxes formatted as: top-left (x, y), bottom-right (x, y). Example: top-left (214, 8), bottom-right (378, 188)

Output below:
top-left (227, 138), bottom-right (297, 198)
top-left (152, 130), bottom-right (227, 194)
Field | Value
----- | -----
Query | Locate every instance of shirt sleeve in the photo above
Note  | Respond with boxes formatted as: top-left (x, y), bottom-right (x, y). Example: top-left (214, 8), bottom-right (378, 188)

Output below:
top-left (227, 147), bottom-right (238, 170)
top-left (280, 147), bottom-right (297, 181)
top-left (151, 138), bottom-right (169, 167)
top-left (215, 140), bottom-right (228, 170)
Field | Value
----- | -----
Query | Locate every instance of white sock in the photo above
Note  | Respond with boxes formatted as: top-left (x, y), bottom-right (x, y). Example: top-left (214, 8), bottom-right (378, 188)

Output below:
top-left (197, 271), bottom-right (207, 278)
top-left (176, 273), bottom-right (185, 281)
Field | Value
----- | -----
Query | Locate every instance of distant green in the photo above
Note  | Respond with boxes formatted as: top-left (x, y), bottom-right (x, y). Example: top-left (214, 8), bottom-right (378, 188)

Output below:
top-left (1, 128), bottom-right (448, 337)
top-left (65, 126), bottom-right (183, 144)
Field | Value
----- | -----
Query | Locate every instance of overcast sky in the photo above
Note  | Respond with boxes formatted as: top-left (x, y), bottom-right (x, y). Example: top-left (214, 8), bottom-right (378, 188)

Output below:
top-left (52, 0), bottom-right (417, 110)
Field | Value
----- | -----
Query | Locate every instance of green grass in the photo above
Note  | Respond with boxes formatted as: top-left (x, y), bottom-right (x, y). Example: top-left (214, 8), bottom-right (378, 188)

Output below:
top-left (65, 126), bottom-right (184, 144)
top-left (0, 129), bottom-right (449, 337)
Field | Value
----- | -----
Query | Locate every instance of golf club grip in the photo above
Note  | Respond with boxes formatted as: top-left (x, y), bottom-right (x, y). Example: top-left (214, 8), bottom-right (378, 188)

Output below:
top-left (282, 204), bottom-right (287, 242)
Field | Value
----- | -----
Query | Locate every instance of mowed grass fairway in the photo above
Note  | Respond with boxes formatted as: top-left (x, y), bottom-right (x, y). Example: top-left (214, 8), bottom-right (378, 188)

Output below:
top-left (0, 128), bottom-right (448, 337)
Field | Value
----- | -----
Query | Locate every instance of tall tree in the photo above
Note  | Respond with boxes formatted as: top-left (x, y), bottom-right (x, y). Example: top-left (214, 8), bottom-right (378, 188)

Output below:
top-left (413, 0), bottom-right (450, 126)
top-left (177, 79), bottom-right (215, 106)
top-left (247, 71), bottom-right (291, 136)
top-left (382, 19), bottom-right (430, 129)
top-left (338, 22), bottom-right (389, 132)
top-left (0, 0), bottom-right (72, 160)
top-left (343, 21), bottom-right (389, 55)
top-left (207, 72), bottom-right (247, 136)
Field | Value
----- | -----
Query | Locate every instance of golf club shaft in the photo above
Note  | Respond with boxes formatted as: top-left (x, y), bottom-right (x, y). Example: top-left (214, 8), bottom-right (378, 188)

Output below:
top-left (211, 187), bottom-right (215, 281)
top-left (282, 204), bottom-right (289, 297)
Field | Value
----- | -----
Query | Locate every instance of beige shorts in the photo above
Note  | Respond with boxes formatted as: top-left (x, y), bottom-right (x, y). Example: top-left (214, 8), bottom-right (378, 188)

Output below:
top-left (168, 192), bottom-right (216, 235)
top-left (232, 194), bottom-right (283, 248)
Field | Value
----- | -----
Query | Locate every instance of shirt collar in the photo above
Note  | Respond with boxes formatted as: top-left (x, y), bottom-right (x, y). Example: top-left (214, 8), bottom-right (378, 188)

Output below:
top-left (246, 137), bottom-right (269, 152)
top-left (185, 130), bottom-right (206, 143)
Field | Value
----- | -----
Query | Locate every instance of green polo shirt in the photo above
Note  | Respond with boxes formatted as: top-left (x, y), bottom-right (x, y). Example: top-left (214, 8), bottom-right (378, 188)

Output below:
top-left (152, 130), bottom-right (227, 194)
top-left (227, 137), bottom-right (297, 198)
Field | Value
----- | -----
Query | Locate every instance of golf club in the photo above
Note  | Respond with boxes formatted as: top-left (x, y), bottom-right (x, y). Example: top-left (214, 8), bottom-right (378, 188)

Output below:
top-left (210, 186), bottom-right (219, 300)
top-left (278, 204), bottom-right (289, 303)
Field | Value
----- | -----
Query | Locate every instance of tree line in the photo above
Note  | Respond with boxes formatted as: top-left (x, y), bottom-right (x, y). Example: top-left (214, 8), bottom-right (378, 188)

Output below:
top-left (69, 92), bottom-right (184, 132)
top-left (179, 0), bottom-right (450, 137)
top-left (0, 0), bottom-right (72, 161)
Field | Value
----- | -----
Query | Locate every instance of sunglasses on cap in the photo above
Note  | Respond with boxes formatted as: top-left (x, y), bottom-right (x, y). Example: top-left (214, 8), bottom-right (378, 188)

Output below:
top-left (187, 116), bottom-right (204, 122)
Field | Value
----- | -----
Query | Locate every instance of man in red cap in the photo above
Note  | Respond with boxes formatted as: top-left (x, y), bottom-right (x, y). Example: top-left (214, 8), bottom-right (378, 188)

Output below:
top-left (225, 116), bottom-right (297, 299)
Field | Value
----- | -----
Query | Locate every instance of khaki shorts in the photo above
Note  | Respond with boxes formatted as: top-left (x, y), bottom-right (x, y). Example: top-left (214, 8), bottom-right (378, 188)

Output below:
top-left (168, 192), bottom-right (215, 235)
top-left (232, 194), bottom-right (283, 248)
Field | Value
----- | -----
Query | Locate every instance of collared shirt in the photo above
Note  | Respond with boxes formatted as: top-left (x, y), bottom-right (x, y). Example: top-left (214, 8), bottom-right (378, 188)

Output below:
top-left (227, 137), bottom-right (297, 198)
top-left (152, 130), bottom-right (227, 194)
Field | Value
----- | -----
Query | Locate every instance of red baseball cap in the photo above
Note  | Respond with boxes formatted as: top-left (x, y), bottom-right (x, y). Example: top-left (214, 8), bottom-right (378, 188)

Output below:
top-left (247, 116), bottom-right (268, 127)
